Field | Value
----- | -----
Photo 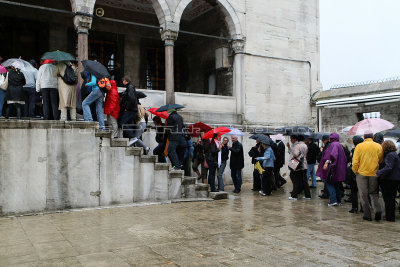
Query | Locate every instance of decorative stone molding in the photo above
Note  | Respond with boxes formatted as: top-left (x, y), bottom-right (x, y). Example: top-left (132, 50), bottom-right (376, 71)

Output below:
top-left (232, 39), bottom-right (245, 54)
top-left (161, 30), bottom-right (179, 46)
top-left (73, 14), bottom-right (93, 34)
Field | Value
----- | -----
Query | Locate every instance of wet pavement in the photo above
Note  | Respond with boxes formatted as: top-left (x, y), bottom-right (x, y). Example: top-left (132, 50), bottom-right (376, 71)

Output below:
top-left (1, 182), bottom-right (400, 267)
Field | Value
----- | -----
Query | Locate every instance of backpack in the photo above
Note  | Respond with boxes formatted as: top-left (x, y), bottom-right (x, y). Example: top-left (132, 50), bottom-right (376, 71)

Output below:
top-left (98, 78), bottom-right (111, 91)
top-left (61, 64), bottom-right (77, 85)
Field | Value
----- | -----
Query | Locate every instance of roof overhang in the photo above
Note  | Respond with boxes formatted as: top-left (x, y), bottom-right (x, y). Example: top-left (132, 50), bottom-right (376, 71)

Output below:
top-left (316, 91), bottom-right (400, 108)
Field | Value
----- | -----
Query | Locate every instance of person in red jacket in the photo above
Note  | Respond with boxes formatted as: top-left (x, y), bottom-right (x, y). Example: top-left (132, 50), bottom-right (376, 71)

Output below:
top-left (104, 80), bottom-right (120, 138)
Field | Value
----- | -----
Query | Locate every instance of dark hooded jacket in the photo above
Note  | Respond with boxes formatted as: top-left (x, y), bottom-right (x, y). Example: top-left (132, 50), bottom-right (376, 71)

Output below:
top-left (166, 111), bottom-right (184, 142)
top-left (373, 133), bottom-right (384, 144)
top-left (120, 82), bottom-right (138, 113)
top-left (377, 152), bottom-right (400, 181)
top-left (6, 68), bottom-right (26, 101)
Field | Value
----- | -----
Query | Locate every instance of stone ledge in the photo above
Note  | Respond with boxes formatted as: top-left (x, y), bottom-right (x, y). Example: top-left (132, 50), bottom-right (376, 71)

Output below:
top-left (182, 177), bottom-right (196, 185)
top-left (0, 120), bottom-right (30, 129)
top-left (0, 119), bottom-right (100, 129)
top-left (195, 183), bottom-right (210, 191)
top-left (154, 163), bottom-right (170, 170)
top-left (209, 191), bottom-right (229, 200)
top-left (171, 198), bottom-right (213, 203)
top-left (64, 121), bottom-right (98, 129)
top-left (169, 170), bottom-right (184, 179)
top-left (140, 155), bottom-right (158, 163)
top-left (30, 120), bottom-right (65, 129)
top-left (125, 147), bottom-right (143, 156)
top-left (111, 138), bottom-right (129, 147)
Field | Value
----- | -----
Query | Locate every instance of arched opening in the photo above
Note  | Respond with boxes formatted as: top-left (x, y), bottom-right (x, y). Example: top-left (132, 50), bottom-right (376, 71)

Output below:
top-left (0, 0), bottom-right (73, 64)
top-left (175, 0), bottom-right (234, 96)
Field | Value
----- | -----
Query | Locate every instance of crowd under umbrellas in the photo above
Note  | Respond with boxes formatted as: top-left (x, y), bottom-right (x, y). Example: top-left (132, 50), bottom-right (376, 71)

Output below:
top-left (1, 52), bottom-right (400, 223)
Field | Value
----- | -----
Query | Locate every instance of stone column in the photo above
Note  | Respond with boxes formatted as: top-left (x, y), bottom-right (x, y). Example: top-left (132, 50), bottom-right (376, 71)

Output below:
top-left (232, 40), bottom-right (245, 116)
top-left (73, 14), bottom-right (92, 84)
top-left (161, 30), bottom-right (178, 104)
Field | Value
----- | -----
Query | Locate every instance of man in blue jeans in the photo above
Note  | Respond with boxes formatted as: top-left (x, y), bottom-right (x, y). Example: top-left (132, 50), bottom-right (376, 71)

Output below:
top-left (229, 136), bottom-right (244, 193)
top-left (83, 74), bottom-right (105, 130)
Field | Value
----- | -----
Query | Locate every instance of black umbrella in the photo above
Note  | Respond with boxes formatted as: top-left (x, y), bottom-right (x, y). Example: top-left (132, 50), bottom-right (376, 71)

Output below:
top-left (310, 132), bottom-right (329, 140)
top-left (257, 135), bottom-right (272, 145)
top-left (250, 134), bottom-right (264, 140)
top-left (81, 60), bottom-right (110, 79)
top-left (157, 104), bottom-right (185, 112)
top-left (284, 126), bottom-right (314, 136)
top-left (384, 128), bottom-right (400, 138)
top-left (136, 91), bottom-right (147, 99)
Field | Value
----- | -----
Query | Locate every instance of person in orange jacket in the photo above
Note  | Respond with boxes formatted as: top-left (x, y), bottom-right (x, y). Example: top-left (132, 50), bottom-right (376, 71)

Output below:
top-left (104, 80), bottom-right (120, 138)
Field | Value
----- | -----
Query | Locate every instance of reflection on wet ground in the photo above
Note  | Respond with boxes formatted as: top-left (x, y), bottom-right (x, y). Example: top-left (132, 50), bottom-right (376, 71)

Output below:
top-left (0, 182), bottom-right (399, 266)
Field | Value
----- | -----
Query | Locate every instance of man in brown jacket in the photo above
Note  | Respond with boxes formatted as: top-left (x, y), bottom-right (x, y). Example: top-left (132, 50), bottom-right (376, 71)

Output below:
top-left (288, 135), bottom-right (311, 200)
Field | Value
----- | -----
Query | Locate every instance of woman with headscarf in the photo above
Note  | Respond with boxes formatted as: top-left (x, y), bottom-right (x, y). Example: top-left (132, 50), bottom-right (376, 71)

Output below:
top-left (316, 132), bottom-right (348, 206)
top-left (5, 64), bottom-right (26, 119)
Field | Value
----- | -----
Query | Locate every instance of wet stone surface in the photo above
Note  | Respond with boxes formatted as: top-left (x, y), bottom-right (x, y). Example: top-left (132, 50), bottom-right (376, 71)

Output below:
top-left (1, 182), bottom-right (399, 266)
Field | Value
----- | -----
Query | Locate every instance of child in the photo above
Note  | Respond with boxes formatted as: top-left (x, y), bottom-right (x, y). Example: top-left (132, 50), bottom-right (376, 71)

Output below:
top-left (104, 80), bottom-right (120, 138)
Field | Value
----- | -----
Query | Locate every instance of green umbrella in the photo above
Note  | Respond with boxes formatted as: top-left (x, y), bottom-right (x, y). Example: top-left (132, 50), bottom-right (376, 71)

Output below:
top-left (41, 50), bottom-right (76, 62)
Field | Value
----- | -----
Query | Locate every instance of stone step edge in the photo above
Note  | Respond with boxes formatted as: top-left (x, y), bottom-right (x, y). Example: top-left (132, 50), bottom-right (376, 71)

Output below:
top-left (171, 198), bottom-right (213, 203)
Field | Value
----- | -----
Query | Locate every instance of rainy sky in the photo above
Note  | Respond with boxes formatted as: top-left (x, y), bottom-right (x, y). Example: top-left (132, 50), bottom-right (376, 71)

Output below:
top-left (320, 0), bottom-right (400, 90)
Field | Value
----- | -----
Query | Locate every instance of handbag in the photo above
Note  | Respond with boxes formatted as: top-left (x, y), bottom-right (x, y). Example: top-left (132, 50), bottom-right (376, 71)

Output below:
top-left (0, 72), bottom-right (8, 90)
top-left (288, 153), bottom-right (304, 171)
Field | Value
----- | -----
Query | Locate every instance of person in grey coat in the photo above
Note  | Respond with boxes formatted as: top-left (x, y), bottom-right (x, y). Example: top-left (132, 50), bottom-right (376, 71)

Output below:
top-left (37, 60), bottom-right (58, 120)
top-left (23, 59), bottom-right (38, 117)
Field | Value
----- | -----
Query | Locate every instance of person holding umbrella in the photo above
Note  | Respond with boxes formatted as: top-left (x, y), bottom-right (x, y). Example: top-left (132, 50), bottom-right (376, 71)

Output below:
top-left (119, 76), bottom-right (138, 143)
top-left (256, 137), bottom-right (276, 196)
top-left (53, 61), bottom-right (78, 121)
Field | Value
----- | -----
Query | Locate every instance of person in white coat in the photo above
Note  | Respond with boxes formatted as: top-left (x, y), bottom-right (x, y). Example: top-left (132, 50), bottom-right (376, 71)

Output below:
top-left (36, 60), bottom-right (58, 120)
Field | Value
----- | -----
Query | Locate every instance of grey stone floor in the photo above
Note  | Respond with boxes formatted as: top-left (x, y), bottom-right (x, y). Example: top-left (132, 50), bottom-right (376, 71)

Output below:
top-left (1, 182), bottom-right (400, 267)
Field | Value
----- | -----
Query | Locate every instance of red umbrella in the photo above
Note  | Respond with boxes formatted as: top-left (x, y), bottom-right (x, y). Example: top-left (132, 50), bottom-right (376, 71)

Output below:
top-left (203, 127), bottom-right (231, 139)
top-left (348, 118), bottom-right (394, 135)
top-left (188, 122), bottom-right (212, 137)
top-left (148, 107), bottom-right (169, 119)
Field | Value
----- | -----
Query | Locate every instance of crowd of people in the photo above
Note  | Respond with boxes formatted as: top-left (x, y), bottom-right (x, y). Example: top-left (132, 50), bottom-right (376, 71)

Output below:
top-left (1, 58), bottom-right (399, 223)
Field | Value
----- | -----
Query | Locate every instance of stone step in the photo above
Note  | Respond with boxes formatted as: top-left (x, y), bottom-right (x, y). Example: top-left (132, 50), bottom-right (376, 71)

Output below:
top-left (209, 191), bottom-right (229, 200)
top-left (140, 155), bottom-right (158, 163)
top-left (195, 183), bottom-right (210, 198)
top-left (154, 163), bottom-right (170, 171)
top-left (182, 176), bottom-right (196, 185)
top-left (171, 198), bottom-right (213, 203)
top-left (125, 147), bottom-right (143, 156)
top-left (169, 170), bottom-right (184, 179)
top-left (95, 130), bottom-right (112, 138)
top-left (195, 183), bottom-right (210, 191)
top-left (111, 138), bottom-right (129, 147)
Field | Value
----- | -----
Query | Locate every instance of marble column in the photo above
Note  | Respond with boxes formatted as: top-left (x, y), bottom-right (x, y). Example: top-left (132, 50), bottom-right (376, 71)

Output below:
top-left (232, 40), bottom-right (246, 116)
top-left (73, 14), bottom-right (92, 84)
top-left (161, 30), bottom-right (178, 104)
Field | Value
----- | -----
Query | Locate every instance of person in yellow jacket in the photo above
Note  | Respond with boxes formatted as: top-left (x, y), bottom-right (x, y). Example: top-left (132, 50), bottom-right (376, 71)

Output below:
top-left (352, 131), bottom-right (383, 221)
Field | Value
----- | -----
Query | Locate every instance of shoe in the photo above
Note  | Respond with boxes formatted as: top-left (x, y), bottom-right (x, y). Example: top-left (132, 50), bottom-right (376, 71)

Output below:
top-left (349, 208), bottom-right (358, 214)
top-left (144, 147), bottom-right (150, 155)
top-left (129, 138), bottom-right (138, 147)
top-left (328, 202), bottom-right (338, 207)
top-left (302, 196), bottom-right (311, 200)
top-left (375, 212), bottom-right (382, 221)
top-left (363, 217), bottom-right (372, 221)
top-left (259, 192), bottom-right (267, 196)
top-left (288, 197), bottom-right (297, 200)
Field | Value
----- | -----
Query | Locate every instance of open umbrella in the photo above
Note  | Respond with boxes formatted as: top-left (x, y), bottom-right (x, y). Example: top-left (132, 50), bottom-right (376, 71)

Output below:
top-left (0, 65), bottom-right (6, 73)
top-left (271, 134), bottom-right (286, 142)
top-left (203, 127), bottom-right (231, 140)
top-left (41, 50), bottom-right (75, 62)
top-left (384, 128), bottom-right (400, 138)
top-left (136, 91), bottom-right (147, 99)
top-left (250, 134), bottom-right (264, 140)
top-left (348, 118), bottom-right (394, 135)
top-left (226, 127), bottom-right (245, 136)
top-left (188, 122), bottom-right (212, 137)
top-left (81, 60), bottom-right (110, 79)
top-left (2, 58), bottom-right (37, 73)
top-left (148, 107), bottom-right (169, 119)
top-left (257, 135), bottom-right (272, 145)
top-left (156, 104), bottom-right (185, 112)
top-left (309, 132), bottom-right (329, 140)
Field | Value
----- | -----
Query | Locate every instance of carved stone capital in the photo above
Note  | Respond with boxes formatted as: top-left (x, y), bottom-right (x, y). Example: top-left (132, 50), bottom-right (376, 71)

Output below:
top-left (161, 30), bottom-right (179, 46)
top-left (232, 39), bottom-right (245, 54)
top-left (73, 15), bottom-right (93, 34)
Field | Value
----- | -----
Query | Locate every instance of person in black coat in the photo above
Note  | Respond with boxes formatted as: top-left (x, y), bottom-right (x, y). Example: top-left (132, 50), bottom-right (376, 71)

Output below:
top-left (305, 137), bottom-right (320, 188)
top-left (317, 135), bottom-right (330, 198)
top-left (152, 116), bottom-right (166, 163)
top-left (5, 66), bottom-right (26, 119)
top-left (376, 140), bottom-right (400, 222)
top-left (204, 134), bottom-right (220, 192)
top-left (165, 109), bottom-right (186, 169)
top-left (249, 141), bottom-right (263, 191)
top-left (347, 135), bottom-right (364, 213)
top-left (229, 136), bottom-right (244, 193)
top-left (274, 137), bottom-right (287, 188)
top-left (119, 76), bottom-right (138, 145)
top-left (192, 135), bottom-right (208, 183)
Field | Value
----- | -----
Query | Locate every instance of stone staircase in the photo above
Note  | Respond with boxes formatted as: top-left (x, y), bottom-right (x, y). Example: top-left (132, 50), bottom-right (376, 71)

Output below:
top-left (95, 130), bottom-right (212, 205)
